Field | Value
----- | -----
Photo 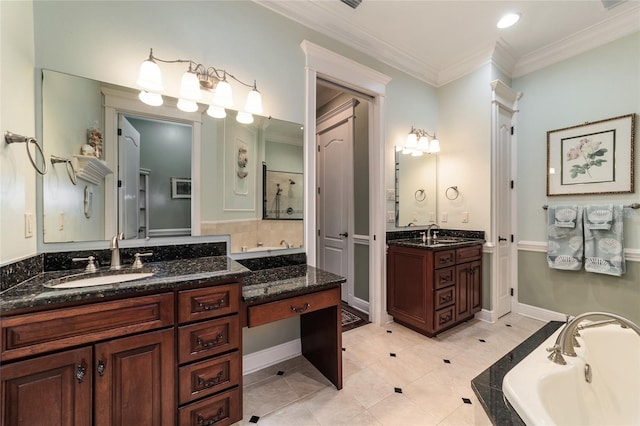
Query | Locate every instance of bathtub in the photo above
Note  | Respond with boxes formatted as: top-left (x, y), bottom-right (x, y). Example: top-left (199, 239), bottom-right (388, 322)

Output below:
top-left (503, 322), bottom-right (640, 425)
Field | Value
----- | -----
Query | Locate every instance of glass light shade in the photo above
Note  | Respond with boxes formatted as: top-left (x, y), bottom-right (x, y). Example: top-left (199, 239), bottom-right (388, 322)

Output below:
top-left (401, 147), bottom-right (412, 155)
top-left (177, 98), bottom-right (198, 112)
top-left (411, 150), bottom-right (423, 157)
top-left (406, 132), bottom-right (418, 148)
top-left (429, 138), bottom-right (440, 153)
top-left (417, 135), bottom-right (429, 151)
top-left (245, 89), bottom-right (263, 115)
top-left (236, 111), bottom-right (254, 124)
top-left (138, 90), bottom-right (163, 106)
top-left (137, 59), bottom-right (163, 92)
top-left (213, 80), bottom-right (233, 108)
top-left (395, 145), bottom-right (403, 152)
top-left (207, 105), bottom-right (226, 119)
top-left (179, 71), bottom-right (202, 101)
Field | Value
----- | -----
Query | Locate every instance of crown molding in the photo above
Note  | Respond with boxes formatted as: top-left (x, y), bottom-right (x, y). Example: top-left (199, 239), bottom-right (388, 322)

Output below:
top-left (512, 5), bottom-right (640, 78)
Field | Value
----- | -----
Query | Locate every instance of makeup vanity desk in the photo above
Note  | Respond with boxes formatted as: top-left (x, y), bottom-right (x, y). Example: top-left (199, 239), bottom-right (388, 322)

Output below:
top-left (241, 264), bottom-right (345, 390)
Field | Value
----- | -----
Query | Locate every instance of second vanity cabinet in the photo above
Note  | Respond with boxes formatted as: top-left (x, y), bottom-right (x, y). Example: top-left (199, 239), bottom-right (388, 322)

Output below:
top-left (387, 243), bottom-right (483, 336)
top-left (1, 280), bottom-right (243, 426)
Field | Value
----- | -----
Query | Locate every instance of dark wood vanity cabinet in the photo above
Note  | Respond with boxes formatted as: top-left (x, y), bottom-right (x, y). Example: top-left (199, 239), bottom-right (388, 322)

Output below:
top-left (387, 244), bottom-right (482, 336)
top-left (0, 281), bottom-right (243, 426)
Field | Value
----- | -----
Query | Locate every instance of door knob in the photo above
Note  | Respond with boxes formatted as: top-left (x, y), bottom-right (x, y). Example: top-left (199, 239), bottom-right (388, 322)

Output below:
top-left (339, 232), bottom-right (349, 237)
top-left (498, 236), bottom-right (507, 242)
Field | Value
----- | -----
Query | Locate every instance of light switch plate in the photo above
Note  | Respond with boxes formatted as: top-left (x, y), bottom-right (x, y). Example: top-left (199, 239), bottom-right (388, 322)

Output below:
top-left (441, 212), bottom-right (448, 222)
top-left (387, 211), bottom-right (395, 222)
top-left (386, 189), bottom-right (395, 201)
top-left (461, 212), bottom-right (469, 223)
top-left (24, 213), bottom-right (34, 238)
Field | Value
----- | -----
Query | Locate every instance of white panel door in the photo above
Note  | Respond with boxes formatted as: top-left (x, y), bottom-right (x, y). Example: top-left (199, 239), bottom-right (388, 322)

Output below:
top-left (118, 115), bottom-right (141, 240)
top-left (317, 120), bottom-right (353, 302)
top-left (496, 107), bottom-right (512, 318)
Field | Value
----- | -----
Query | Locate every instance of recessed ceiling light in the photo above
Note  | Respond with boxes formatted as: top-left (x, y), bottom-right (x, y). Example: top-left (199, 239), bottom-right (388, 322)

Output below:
top-left (497, 13), bottom-right (521, 29)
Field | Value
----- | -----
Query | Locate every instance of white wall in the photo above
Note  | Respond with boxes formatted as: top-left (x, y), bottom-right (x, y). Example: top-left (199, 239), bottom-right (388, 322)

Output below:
top-left (1, 1), bottom-right (37, 265)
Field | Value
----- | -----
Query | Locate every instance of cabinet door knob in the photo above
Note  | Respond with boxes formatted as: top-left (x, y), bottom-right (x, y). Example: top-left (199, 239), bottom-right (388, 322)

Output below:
top-left (97, 359), bottom-right (105, 376)
top-left (76, 362), bottom-right (87, 383)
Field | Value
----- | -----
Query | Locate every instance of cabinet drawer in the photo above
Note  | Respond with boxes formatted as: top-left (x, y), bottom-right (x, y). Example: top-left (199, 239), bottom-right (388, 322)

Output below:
top-left (178, 283), bottom-right (239, 324)
top-left (456, 245), bottom-right (482, 263)
top-left (179, 352), bottom-right (241, 404)
top-left (434, 287), bottom-right (455, 310)
top-left (433, 250), bottom-right (456, 268)
top-left (247, 288), bottom-right (339, 328)
top-left (178, 315), bottom-right (240, 364)
top-left (433, 267), bottom-right (455, 289)
top-left (1, 293), bottom-right (174, 362)
top-left (178, 387), bottom-right (241, 426)
top-left (434, 305), bottom-right (456, 331)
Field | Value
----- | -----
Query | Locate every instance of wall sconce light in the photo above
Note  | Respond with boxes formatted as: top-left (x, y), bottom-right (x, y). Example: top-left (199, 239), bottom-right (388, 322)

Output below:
top-left (396, 126), bottom-right (440, 156)
top-left (136, 48), bottom-right (263, 123)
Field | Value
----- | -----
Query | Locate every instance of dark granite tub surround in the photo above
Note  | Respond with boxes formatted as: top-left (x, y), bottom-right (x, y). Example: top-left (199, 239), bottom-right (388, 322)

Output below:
top-left (471, 321), bottom-right (563, 425)
top-left (0, 256), bottom-right (250, 313)
top-left (242, 264), bottom-right (345, 303)
top-left (44, 241), bottom-right (228, 272)
top-left (0, 254), bottom-right (44, 291)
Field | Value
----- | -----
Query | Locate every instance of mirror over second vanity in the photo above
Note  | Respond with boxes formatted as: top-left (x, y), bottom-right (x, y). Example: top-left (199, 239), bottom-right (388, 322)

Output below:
top-left (395, 149), bottom-right (437, 227)
top-left (40, 69), bottom-right (304, 254)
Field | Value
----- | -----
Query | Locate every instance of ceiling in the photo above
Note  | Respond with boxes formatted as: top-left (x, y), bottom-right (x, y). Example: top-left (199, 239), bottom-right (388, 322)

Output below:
top-left (255, 0), bottom-right (640, 86)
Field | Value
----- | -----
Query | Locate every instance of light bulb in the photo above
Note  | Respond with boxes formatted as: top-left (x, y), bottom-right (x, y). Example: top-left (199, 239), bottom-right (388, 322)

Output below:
top-left (406, 131), bottom-right (418, 148)
top-left (177, 98), bottom-right (198, 112)
top-left (245, 88), bottom-right (263, 115)
top-left (137, 59), bottom-right (163, 92)
top-left (207, 105), bottom-right (226, 119)
top-left (236, 111), bottom-right (254, 124)
top-left (213, 80), bottom-right (233, 108)
top-left (179, 71), bottom-right (202, 101)
top-left (497, 13), bottom-right (520, 29)
top-left (429, 138), bottom-right (440, 153)
top-left (138, 90), bottom-right (163, 106)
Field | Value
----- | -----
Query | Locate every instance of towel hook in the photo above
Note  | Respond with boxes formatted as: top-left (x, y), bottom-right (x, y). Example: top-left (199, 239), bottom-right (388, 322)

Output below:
top-left (50, 155), bottom-right (77, 185)
top-left (4, 131), bottom-right (48, 175)
top-left (445, 186), bottom-right (459, 200)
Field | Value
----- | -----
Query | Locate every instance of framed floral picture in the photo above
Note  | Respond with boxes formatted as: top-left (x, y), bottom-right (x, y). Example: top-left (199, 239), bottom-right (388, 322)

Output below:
top-left (547, 113), bottom-right (635, 196)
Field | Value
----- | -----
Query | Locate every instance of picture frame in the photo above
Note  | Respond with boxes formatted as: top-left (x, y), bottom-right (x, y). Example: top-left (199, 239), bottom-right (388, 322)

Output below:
top-left (547, 113), bottom-right (635, 196)
top-left (170, 177), bottom-right (191, 199)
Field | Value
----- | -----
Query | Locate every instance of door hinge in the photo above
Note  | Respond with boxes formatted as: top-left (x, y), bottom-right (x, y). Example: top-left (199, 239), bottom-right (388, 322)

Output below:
top-left (510, 234), bottom-right (514, 243)
top-left (317, 229), bottom-right (320, 237)
top-left (317, 187), bottom-right (320, 194)
top-left (117, 180), bottom-right (122, 188)
top-left (317, 145), bottom-right (320, 152)
top-left (510, 288), bottom-right (514, 296)
top-left (117, 128), bottom-right (122, 136)
top-left (510, 180), bottom-right (514, 189)
top-left (510, 126), bottom-right (514, 135)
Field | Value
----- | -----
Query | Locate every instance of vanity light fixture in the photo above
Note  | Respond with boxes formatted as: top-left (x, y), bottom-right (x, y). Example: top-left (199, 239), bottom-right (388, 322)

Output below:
top-left (136, 48), bottom-right (263, 122)
top-left (396, 126), bottom-right (440, 156)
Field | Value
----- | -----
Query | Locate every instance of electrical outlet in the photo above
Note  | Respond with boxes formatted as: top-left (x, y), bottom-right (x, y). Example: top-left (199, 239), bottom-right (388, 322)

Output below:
top-left (58, 212), bottom-right (64, 231)
top-left (24, 213), bottom-right (34, 238)
top-left (386, 189), bottom-right (395, 201)
top-left (429, 212), bottom-right (435, 222)
top-left (387, 211), bottom-right (395, 223)
top-left (412, 212), bottom-right (418, 222)
top-left (461, 212), bottom-right (469, 223)
top-left (441, 212), bottom-right (448, 223)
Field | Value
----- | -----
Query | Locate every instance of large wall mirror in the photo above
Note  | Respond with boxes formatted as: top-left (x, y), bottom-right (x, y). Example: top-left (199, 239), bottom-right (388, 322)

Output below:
top-left (395, 150), bottom-right (437, 227)
top-left (40, 69), bottom-right (304, 254)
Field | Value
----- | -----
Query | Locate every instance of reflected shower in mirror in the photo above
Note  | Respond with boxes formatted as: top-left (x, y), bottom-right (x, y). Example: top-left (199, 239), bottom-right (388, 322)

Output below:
top-left (395, 150), bottom-right (437, 227)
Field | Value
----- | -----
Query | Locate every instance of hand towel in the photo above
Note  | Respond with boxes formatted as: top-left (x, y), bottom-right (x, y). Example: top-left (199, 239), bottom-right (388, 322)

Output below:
top-left (554, 205), bottom-right (578, 228)
top-left (584, 204), bottom-right (625, 276)
top-left (547, 205), bottom-right (584, 271)
top-left (585, 204), bottom-right (613, 230)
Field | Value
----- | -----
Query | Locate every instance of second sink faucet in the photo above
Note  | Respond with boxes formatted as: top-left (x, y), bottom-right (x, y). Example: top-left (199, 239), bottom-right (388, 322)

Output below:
top-left (426, 223), bottom-right (440, 243)
top-left (280, 239), bottom-right (290, 249)
top-left (110, 233), bottom-right (124, 270)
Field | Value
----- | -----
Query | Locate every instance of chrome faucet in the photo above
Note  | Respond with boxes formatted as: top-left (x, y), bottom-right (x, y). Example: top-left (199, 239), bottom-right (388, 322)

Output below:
top-left (547, 312), bottom-right (640, 365)
top-left (280, 239), bottom-right (290, 249)
top-left (426, 223), bottom-right (440, 244)
top-left (109, 233), bottom-right (124, 270)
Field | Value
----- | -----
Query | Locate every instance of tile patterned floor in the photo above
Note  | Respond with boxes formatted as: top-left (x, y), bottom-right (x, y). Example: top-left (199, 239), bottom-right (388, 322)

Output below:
top-left (237, 313), bottom-right (544, 425)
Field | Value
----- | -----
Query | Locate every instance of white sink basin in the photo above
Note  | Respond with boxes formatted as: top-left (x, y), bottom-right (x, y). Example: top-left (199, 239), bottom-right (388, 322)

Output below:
top-left (45, 272), bottom-right (154, 289)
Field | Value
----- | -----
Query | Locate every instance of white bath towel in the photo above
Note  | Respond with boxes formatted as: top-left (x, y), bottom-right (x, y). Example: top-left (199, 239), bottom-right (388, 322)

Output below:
top-left (584, 204), bottom-right (625, 276)
top-left (547, 205), bottom-right (584, 271)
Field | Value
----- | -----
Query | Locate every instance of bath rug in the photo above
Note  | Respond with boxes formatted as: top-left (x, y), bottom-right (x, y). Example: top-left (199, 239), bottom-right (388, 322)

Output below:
top-left (341, 304), bottom-right (368, 332)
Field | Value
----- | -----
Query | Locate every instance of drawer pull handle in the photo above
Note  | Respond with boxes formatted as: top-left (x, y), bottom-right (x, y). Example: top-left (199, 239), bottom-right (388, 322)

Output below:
top-left (76, 362), bottom-right (87, 383)
top-left (196, 333), bottom-right (224, 349)
top-left (439, 276), bottom-right (452, 283)
top-left (291, 303), bottom-right (310, 314)
top-left (196, 371), bottom-right (225, 389)
top-left (439, 313), bottom-right (452, 324)
top-left (97, 359), bottom-right (105, 376)
top-left (198, 298), bottom-right (225, 311)
top-left (440, 256), bottom-right (453, 264)
top-left (197, 408), bottom-right (224, 425)
top-left (439, 295), bottom-right (452, 303)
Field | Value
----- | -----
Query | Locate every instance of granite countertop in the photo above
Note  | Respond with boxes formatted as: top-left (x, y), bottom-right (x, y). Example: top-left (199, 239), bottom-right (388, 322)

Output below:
top-left (0, 256), bottom-right (250, 314)
top-left (241, 264), bottom-right (345, 304)
top-left (471, 320), bottom-right (564, 425)
top-left (388, 237), bottom-right (485, 250)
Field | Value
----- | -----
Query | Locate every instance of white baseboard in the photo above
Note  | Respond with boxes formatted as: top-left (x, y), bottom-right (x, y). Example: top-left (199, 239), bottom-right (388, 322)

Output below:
top-left (350, 296), bottom-right (369, 315)
top-left (475, 309), bottom-right (495, 323)
top-left (514, 302), bottom-right (566, 322)
top-left (243, 339), bottom-right (301, 375)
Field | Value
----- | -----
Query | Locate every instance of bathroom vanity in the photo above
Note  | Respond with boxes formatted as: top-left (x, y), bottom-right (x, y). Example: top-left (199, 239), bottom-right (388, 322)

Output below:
top-left (387, 236), bottom-right (483, 336)
top-left (0, 255), bottom-right (344, 426)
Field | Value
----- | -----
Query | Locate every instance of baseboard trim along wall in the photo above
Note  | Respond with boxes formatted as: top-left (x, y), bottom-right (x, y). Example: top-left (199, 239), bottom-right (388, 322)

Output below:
top-left (514, 302), bottom-right (567, 323)
top-left (350, 297), bottom-right (369, 315)
top-left (243, 339), bottom-right (301, 375)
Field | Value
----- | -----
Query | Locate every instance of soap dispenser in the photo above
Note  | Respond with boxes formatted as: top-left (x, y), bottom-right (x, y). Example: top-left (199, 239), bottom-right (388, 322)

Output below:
top-left (420, 232), bottom-right (426, 244)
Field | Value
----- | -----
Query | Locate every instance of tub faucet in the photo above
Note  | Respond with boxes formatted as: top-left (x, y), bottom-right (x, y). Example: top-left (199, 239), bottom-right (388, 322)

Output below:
top-left (280, 239), bottom-right (290, 249)
top-left (109, 233), bottom-right (124, 270)
top-left (547, 312), bottom-right (640, 365)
